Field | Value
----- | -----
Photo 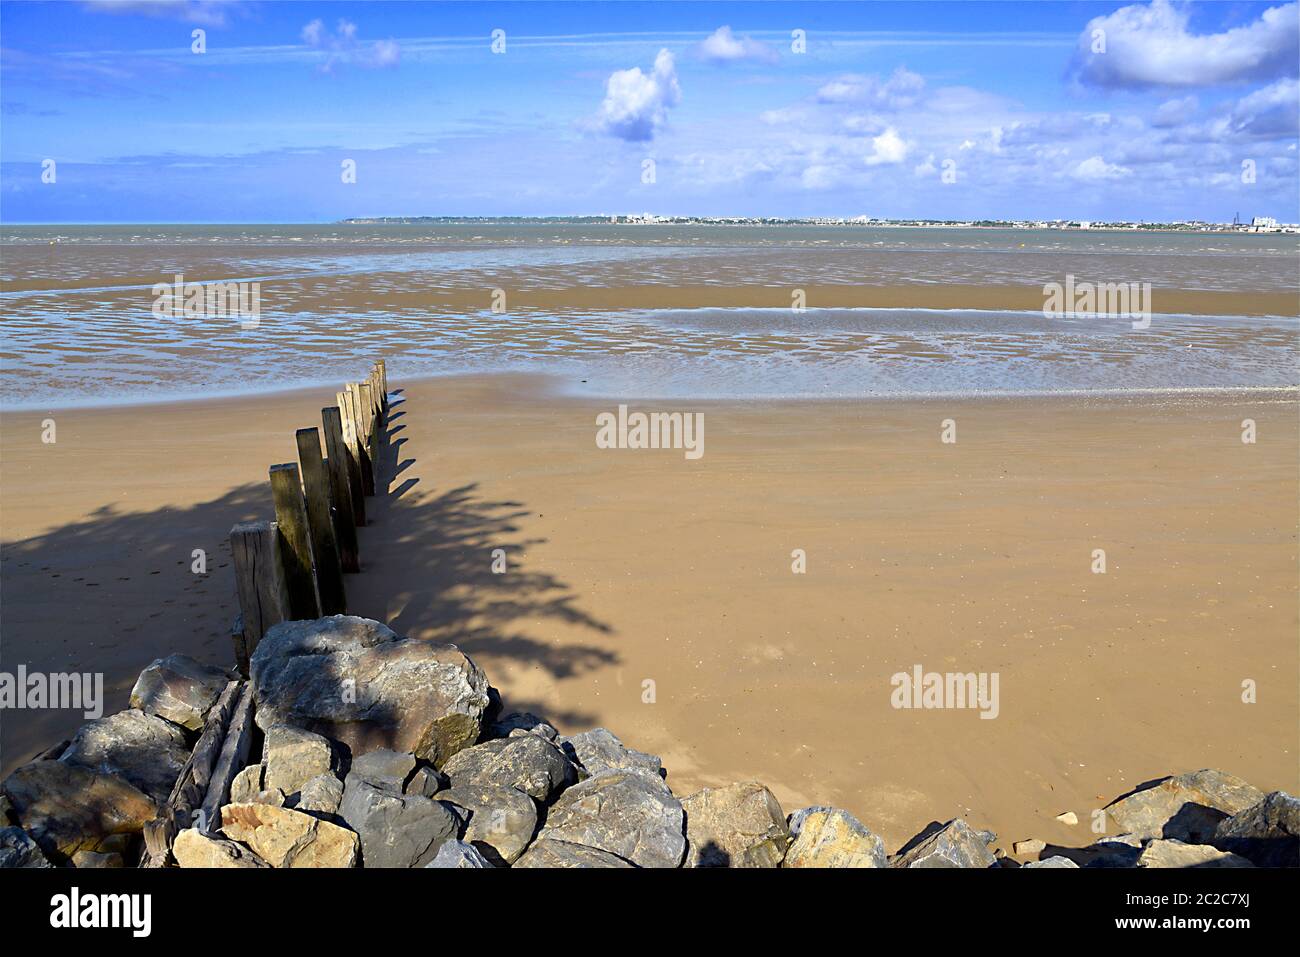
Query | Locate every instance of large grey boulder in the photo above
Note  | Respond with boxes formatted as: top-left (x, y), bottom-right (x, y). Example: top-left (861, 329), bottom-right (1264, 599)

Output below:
top-left (441, 734), bottom-right (577, 804)
top-left (1023, 856), bottom-right (1079, 869)
top-left (264, 725), bottom-right (335, 797)
top-left (339, 757), bottom-right (459, 868)
top-left (1072, 834), bottom-right (1145, 868)
top-left (681, 781), bottom-right (789, 868)
top-left (1137, 839), bottom-right (1253, 868)
top-left (250, 616), bottom-right (491, 766)
top-left (1212, 791), bottom-right (1299, 867)
top-left (129, 654), bottom-right (229, 732)
top-left (435, 784), bottom-right (537, 865)
top-left (1104, 770), bottom-right (1264, 844)
top-left (425, 840), bottom-right (493, 869)
top-left (0, 827), bottom-right (54, 868)
top-left (294, 774), bottom-right (345, 821)
top-left (59, 709), bottom-right (189, 804)
top-left (1, 761), bottom-right (158, 860)
top-left (535, 770), bottom-right (685, 868)
top-left (513, 838), bottom-right (635, 868)
top-left (784, 806), bottom-right (887, 868)
top-left (560, 728), bottom-right (663, 780)
top-left (892, 819), bottom-right (997, 868)
top-left (488, 712), bottom-right (559, 741)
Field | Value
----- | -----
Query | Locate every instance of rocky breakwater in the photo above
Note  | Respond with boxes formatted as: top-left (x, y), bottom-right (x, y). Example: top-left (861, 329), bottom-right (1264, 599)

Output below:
top-left (2, 616), bottom-right (1297, 869)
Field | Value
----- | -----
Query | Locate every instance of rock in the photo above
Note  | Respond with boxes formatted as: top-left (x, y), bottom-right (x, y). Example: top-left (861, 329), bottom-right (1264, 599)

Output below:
top-left (425, 839), bottom-right (494, 869)
top-left (784, 806), bottom-right (886, 868)
top-left (264, 725), bottom-right (334, 797)
top-left (892, 819), bottom-right (997, 868)
top-left (174, 828), bottom-right (271, 868)
top-left (349, 749), bottom-right (417, 791)
top-left (250, 616), bottom-right (490, 767)
top-left (59, 709), bottom-right (189, 804)
top-left (1212, 791), bottom-right (1299, 867)
top-left (1055, 811), bottom-right (1078, 826)
top-left (435, 784), bottom-right (537, 865)
top-left (406, 767), bottom-right (444, 798)
top-left (1104, 770), bottom-right (1264, 844)
top-left (488, 712), bottom-right (559, 741)
top-left (682, 781), bottom-right (789, 868)
top-left (220, 803), bottom-right (358, 868)
top-left (230, 764), bottom-right (265, 804)
top-left (1024, 855), bottom-right (1079, 869)
top-left (1138, 839), bottom-right (1253, 868)
top-left (1, 761), bottom-right (158, 860)
top-left (1013, 838), bottom-right (1047, 857)
top-left (514, 838), bottom-right (636, 868)
top-left (1071, 833), bottom-right (1145, 868)
top-left (71, 850), bottom-right (123, 868)
top-left (0, 827), bottom-right (53, 868)
top-left (441, 734), bottom-right (577, 804)
top-left (129, 654), bottom-right (229, 732)
top-left (560, 728), bottom-right (663, 780)
top-left (339, 769), bottom-right (459, 868)
top-left (536, 770), bottom-right (685, 868)
top-left (294, 774), bottom-right (344, 820)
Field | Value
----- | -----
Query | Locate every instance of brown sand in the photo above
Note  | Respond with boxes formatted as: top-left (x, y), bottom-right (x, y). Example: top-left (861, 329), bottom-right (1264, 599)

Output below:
top-left (2, 376), bottom-right (1296, 855)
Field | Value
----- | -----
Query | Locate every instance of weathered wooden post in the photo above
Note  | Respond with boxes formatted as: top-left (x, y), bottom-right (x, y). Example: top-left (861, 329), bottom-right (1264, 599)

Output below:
top-left (335, 390), bottom-right (367, 524)
top-left (358, 380), bottom-right (378, 486)
top-left (295, 427), bottom-right (346, 614)
top-left (376, 359), bottom-right (389, 412)
top-left (322, 407), bottom-right (360, 573)
top-left (229, 520), bottom-right (290, 673)
top-left (346, 384), bottom-right (374, 495)
top-left (269, 463), bottom-right (320, 619)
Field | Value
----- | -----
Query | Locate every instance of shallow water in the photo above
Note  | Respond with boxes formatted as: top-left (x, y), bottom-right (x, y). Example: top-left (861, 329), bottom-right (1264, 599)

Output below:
top-left (3, 225), bottom-right (1297, 407)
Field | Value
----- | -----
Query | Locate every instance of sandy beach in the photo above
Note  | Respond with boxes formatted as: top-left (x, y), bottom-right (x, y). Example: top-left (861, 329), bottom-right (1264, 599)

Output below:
top-left (3, 373), bottom-right (1295, 854)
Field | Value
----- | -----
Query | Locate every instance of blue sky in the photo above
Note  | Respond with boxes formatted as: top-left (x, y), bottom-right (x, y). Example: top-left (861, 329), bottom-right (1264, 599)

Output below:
top-left (1, 0), bottom-right (1296, 222)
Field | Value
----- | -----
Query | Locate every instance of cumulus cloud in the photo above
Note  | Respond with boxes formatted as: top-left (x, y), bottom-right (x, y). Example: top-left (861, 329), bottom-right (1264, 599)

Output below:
top-left (1151, 95), bottom-right (1199, 128)
top-left (1229, 77), bottom-right (1300, 137)
top-left (865, 127), bottom-right (909, 166)
top-left (1073, 155), bottom-right (1133, 181)
top-left (816, 68), bottom-right (925, 109)
top-left (301, 18), bottom-right (400, 71)
top-left (594, 49), bottom-right (681, 142)
top-left (699, 25), bottom-right (778, 64)
top-left (1073, 0), bottom-right (1299, 89)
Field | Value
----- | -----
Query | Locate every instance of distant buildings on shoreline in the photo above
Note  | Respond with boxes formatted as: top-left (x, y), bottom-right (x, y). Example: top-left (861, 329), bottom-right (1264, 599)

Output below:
top-left (341, 214), bottom-right (1298, 233)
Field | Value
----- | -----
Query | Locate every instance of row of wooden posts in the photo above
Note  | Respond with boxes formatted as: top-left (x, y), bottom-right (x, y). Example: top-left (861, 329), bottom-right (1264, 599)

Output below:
top-left (142, 360), bottom-right (392, 865)
top-left (229, 359), bottom-right (390, 675)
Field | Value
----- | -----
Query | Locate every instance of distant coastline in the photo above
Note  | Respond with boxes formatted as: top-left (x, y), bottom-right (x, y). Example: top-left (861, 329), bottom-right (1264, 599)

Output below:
top-left (338, 215), bottom-right (1299, 234)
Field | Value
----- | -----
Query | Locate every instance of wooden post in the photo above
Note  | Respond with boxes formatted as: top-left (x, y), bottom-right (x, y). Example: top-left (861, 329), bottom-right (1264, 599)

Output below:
top-left (337, 390), bottom-right (367, 521)
top-left (376, 359), bottom-right (388, 412)
top-left (295, 428), bottom-right (346, 615)
top-left (229, 520), bottom-right (290, 673)
top-left (346, 384), bottom-right (374, 495)
top-left (358, 381), bottom-right (378, 485)
top-left (199, 682), bottom-right (255, 834)
top-left (321, 407), bottom-right (360, 573)
top-left (269, 463), bottom-right (320, 619)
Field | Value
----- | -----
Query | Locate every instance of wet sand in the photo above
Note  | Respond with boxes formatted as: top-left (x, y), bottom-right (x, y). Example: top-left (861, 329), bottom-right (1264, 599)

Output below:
top-left (2, 374), bottom-right (1296, 854)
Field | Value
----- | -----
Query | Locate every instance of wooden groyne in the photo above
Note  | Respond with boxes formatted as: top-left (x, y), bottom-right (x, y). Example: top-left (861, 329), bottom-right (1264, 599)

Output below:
top-left (140, 359), bottom-right (389, 866)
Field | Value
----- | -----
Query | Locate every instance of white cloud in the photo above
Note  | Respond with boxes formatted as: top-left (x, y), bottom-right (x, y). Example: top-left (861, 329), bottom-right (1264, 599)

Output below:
top-left (1229, 77), bottom-right (1300, 137)
top-left (83, 0), bottom-right (238, 27)
top-left (1074, 0), bottom-right (1299, 89)
top-left (301, 17), bottom-right (399, 71)
top-left (699, 25), bottom-right (777, 64)
top-left (594, 49), bottom-right (681, 142)
top-left (866, 127), bottom-right (909, 166)
top-left (816, 68), bottom-right (925, 109)
top-left (1073, 155), bottom-right (1133, 181)
top-left (1151, 95), bottom-right (1198, 127)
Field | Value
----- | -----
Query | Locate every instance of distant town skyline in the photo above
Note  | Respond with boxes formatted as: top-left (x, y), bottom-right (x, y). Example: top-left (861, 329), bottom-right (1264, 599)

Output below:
top-left (1, 0), bottom-right (1297, 224)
